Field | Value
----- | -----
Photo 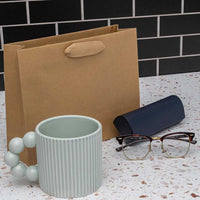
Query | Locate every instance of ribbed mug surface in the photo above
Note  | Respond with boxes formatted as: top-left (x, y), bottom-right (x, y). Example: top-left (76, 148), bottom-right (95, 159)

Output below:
top-left (35, 115), bottom-right (102, 198)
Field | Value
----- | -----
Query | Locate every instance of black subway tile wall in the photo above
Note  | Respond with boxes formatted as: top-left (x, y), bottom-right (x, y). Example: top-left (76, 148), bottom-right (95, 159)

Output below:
top-left (29, 0), bottom-right (81, 23)
top-left (0, 32), bottom-right (1, 49)
top-left (0, 74), bottom-right (4, 91)
top-left (0, 0), bottom-right (200, 90)
top-left (0, 51), bottom-right (3, 73)
top-left (135, 0), bottom-right (181, 16)
top-left (0, 2), bottom-right (27, 25)
top-left (138, 38), bottom-right (180, 59)
top-left (139, 60), bottom-right (157, 77)
top-left (159, 56), bottom-right (200, 75)
top-left (59, 20), bottom-right (108, 34)
top-left (184, 0), bottom-right (200, 13)
top-left (3, 24), bottom-right (55, 43)
top-left (111, 17), bottom-right (157, 38)
top-left (160, 14), bottom-right (200, 36)
top-left (84, 0), bottom-right (132, 19)
top-left (183, 35), bottom-right (200, 55)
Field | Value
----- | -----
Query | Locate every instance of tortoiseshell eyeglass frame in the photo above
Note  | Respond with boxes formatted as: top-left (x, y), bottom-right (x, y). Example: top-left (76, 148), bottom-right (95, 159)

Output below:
top-left (116, 132), bottom-right (197, 160)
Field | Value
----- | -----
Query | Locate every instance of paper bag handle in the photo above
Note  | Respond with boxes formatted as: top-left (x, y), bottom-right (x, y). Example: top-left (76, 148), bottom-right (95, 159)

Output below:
top-left (4, 132), bottom-right (38, 182)
top-left (64, 40), bottom-right (105, 58)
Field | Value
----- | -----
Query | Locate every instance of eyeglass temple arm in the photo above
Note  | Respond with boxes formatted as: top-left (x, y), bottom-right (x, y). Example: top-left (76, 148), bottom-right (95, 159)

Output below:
top-left (116, 135), bottom-right (132, 145)
top-left (166, 138), bottom-right (197, 144)
top-left (165, 135), bottom-right (197, 144)
top-left (116, 139), bottom-right (149, 152)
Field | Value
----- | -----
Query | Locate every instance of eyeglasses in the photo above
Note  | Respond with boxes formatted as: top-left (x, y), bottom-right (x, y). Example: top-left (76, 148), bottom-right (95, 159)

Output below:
top-left (116, 132), bottom-right (197, 160)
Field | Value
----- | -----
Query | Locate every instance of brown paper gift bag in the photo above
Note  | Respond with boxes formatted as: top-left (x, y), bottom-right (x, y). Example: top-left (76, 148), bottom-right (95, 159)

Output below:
top-left (4, 25), bottom-right (140, 165)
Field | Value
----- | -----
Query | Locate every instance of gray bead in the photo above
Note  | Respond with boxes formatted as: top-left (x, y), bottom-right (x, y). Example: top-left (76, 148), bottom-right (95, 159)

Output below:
top-left (26, 165), bottom-right (39, 182)
top-left (9, 137), bottom-right (25, 154)
top-left (23, 131), bottom-right (36, 148)
top-left (4, 151), bottom-right (19, 167)
top-left (11, 162), bottom-right (27, 178)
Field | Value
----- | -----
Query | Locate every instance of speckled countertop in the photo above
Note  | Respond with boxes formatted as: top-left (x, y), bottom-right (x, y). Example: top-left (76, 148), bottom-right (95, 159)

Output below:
top-left (0, 72), bottom-right (200, 200)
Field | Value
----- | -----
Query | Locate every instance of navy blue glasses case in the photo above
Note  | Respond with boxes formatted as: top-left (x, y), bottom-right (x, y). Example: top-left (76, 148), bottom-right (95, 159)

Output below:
top-left (113, 95), bottom-right (185, 136)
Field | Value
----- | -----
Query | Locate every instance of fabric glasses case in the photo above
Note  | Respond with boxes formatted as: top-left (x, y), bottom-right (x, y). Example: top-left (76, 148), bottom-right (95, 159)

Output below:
top-left (113, 95), bottom-right (185, 136)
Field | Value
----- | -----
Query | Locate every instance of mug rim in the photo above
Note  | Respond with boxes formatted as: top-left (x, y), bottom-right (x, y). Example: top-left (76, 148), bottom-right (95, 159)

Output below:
top-left (35, 115), bottom-right (102, 140)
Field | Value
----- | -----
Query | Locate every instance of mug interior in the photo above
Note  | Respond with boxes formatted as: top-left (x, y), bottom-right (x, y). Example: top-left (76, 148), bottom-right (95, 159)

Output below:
top-left (38, 116), bottom-right (100, 138)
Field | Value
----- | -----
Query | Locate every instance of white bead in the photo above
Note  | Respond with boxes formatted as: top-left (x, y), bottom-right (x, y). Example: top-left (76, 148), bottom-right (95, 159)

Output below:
top-left (4, 151), bottom-right (19, 167)
top-left (9, 137), bottom-right (25, 154)
top-left (23, 131), bottom-right (36, 148)
top-left (11, 162), bottom-right (27, 178)
top-left (26, 165), bottom-right (39, 182)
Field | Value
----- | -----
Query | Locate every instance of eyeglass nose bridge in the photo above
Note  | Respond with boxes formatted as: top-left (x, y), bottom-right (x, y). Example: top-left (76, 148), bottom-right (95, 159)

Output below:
top-left (151, 137), bottom-right (167, 153)
top-left (151, 136), bottom-right (161, 140)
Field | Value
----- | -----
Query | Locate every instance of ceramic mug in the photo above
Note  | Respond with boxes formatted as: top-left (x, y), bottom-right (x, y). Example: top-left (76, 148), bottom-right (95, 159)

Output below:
top-left (4, 115), bottom-right (102, 198)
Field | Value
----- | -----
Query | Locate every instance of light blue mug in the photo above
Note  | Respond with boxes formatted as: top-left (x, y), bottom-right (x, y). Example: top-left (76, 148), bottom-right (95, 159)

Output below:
top-left (4, 115), bottom-right (102, 198)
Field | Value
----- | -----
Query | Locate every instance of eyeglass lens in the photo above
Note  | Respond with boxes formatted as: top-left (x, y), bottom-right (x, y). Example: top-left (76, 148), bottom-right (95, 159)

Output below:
top-left (122, 136), bottom-right (151, 160)
top-left (162, 133), bottom-right (190, 158)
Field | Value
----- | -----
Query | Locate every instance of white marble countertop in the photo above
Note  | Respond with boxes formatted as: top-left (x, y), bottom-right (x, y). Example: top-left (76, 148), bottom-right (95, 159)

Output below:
top-left (0, 72), bottom-right (200, 200)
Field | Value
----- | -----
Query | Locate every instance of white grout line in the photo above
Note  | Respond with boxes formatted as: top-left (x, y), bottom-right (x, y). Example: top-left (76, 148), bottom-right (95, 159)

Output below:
top-left (138, 35), bottom-right (175, 40)
top-left (0, 27), bottom-right (4, 50)
top-left (132, 0), bottom-right (135, 17)
top-left (55, 23), bottom-right (59, 35)
top-left (115, 11), bottom-right (200, 18)
top-left (96, 11), bottom-right (200, 20)
top-left (157, 16), bottom-right (160, 37)
top-left (2, 22), bottom-right (56, 28)
top-left (181, 0), bottom-right (184, 14)
top-left (180, 36), bottom-right (183, 56)
top-left (0, 0), bottom-right (47, 3)
top-left (156, 59), bottom-right (159, 76)
top-left (1, 19), bottom-right (107, 28)
top-left (26, 1), bottom-right (30, 24)
top-left (107, 19), bottom-right (110, 26)
top-left (2, 11), bottom-right (200, 28)
top-left (0, 72), bottom-right (4, 75)
top-left (138, 53), bottom-right (200, 62)
top-left (1, 11), bottom-right (200, 29)
top-left (137, 33), bottom-right (200, 40)
top-left (1, 0), bottom-right (22, 2)
top-left (80, 0), bottom-right (84, 20)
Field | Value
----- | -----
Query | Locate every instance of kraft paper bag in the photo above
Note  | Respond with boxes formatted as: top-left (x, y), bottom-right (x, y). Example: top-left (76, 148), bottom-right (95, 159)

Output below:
top-left (4, 25), bottom-right (140, 165)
